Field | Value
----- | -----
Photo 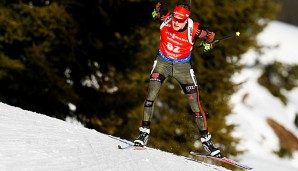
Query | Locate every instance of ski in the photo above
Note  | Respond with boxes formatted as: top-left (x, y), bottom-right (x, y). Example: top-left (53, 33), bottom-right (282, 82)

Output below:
top-left (190, 151), bottom-right (253, 170)
top-left (118, 144), bottom-right (147, 150)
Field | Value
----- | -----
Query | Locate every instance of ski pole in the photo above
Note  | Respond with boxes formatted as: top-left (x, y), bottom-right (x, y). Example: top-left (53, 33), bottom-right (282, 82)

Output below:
top-left (211, 31), bottom-right (240, 44)
top-left (197, 31), bottom-right (240, 49)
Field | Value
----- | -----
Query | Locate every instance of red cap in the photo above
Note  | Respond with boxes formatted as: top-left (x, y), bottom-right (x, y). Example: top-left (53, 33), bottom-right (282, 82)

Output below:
top-left (173, 6), bottom-right (190, 20)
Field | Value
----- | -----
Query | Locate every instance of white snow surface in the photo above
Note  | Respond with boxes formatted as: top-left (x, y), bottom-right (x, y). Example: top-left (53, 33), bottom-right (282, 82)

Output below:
top-left (228, 21), bottom-right (298, 171)
top-left (0, 102), bottom-right (230, 171)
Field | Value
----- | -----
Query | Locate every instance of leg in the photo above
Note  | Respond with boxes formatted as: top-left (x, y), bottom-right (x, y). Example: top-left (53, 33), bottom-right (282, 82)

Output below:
top-left (173, 63), bottom-right (207, 131)
top-left (135, 59), bottom-right (169, 146)
top-left (180, 83), bottom-right (208, 132)
top-left (143, 71), bottom-right (166, 122)
top-left (175, 64), bottom-right (221, 156)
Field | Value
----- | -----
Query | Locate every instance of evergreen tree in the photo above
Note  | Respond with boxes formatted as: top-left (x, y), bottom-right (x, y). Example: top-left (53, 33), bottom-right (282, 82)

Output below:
top-left (258, 61), bottom-right (298, 105)
top-left (0, 2), bottom-right (78, 118)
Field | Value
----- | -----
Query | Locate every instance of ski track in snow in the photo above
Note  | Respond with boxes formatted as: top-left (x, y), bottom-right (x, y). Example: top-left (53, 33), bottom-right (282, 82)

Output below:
top-left (0, 102), bottom-right (230, 171)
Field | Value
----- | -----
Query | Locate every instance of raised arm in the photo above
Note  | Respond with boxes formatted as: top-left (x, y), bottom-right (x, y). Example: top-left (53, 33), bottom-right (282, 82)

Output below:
top-left (152, 1), bottom-right (170, 23)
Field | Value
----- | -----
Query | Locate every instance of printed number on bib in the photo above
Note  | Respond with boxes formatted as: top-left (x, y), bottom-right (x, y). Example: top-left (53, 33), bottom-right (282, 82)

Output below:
top-left (167, 42), bottom-right (180, 53)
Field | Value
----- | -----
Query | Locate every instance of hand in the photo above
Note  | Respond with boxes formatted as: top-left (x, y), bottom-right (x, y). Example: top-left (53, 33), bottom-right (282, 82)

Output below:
top-left (152, 9), bottom-right (158, 19)
top-left (152, 2), bottom-right (162, 19)
top-left (200, 41), bottom-right (213, 52)
top-left (152, 2), bottom-right (168, 20)
top-left (205, 32), bottom-right (215, 43)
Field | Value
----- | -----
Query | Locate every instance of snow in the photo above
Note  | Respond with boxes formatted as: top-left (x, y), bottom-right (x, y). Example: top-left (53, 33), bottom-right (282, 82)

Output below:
top-left (228, 21), bottom-right (298, 171)
top-left (1, 20), bottom-right (298, 171)
top-left (0, 102), bottom-right (230, 171)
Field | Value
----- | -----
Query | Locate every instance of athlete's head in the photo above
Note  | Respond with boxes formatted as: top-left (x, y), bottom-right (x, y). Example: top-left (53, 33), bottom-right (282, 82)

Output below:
top-left (172, 2), bottom-right (190, 31)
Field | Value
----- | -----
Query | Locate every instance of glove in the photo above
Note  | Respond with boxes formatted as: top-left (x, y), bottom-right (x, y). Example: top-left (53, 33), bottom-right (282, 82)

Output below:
top-left (200, 41), bottom-right (213, 52)
top-left (205, 32), bottom-right (215, 43)
top-left (152, 2), bottom-right (168, 20)
top-left (152, 9), bottom-right (158, 19)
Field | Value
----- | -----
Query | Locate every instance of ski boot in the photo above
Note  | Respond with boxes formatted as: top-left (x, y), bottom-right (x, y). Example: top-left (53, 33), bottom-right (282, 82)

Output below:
top-left (134, 121), bottom-right (150, 147)
top-left (200, 131), bottom-right (221, 157)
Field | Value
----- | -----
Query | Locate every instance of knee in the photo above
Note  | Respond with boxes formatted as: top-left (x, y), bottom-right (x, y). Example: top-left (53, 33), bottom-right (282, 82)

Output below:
top-left (181, 83), bottom-right (197, 94)
top-left (144, 100), bottom-right (154, 107)
top-left (150, 72), bottom-right (166, 83)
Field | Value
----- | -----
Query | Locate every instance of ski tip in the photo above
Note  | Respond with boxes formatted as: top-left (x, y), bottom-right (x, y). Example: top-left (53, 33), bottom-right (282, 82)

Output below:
top-left (118, 145), bottom-right (123, 149)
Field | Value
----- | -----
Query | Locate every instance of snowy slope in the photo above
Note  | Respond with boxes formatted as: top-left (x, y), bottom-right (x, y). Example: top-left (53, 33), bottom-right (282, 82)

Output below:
top-left (228, 21), bottom-right (298, 171)
top-left (0, 102), bottom-right (230, 171)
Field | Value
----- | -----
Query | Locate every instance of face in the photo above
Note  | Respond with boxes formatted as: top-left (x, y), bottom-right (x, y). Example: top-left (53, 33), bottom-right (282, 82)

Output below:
top-left (172, 17), bottom-right (188, 31)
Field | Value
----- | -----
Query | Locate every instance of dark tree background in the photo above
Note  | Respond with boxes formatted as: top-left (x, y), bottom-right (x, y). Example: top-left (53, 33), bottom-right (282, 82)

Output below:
top-left (275, 0), bottom-right (298, 26)
top-left (0, 0), bottom-right (280, 159)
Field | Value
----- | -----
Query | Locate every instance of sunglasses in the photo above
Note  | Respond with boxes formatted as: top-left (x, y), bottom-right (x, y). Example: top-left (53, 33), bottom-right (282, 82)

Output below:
top-left (172, 17), bottom-right (187, 23)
